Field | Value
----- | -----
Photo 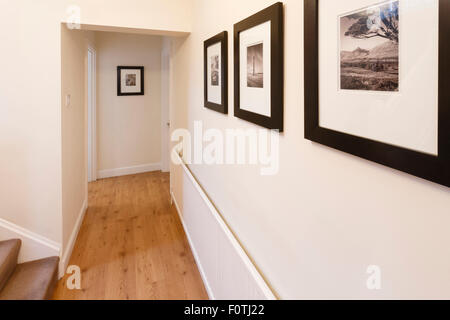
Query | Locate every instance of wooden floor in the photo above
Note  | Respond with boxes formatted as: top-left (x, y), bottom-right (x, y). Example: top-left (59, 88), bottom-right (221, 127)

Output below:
top-left (53, 172), bottom-right (208, 300)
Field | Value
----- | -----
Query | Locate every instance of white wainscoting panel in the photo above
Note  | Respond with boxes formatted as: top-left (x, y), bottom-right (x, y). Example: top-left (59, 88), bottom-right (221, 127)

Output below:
top-left (171, 152), bottom-right (276, 300)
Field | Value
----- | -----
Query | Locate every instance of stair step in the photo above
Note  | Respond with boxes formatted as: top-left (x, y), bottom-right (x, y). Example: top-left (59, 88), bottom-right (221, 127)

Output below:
top-left (0, 239), bottom-right (21, 291)
top-left (0, 256), bottom-right (59, 300)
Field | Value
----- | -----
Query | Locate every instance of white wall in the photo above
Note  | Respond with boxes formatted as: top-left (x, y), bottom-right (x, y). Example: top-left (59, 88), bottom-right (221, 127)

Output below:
top-left (96, 32), bottom-right (162, 176)
top-left (73, 0), bottom-right (192, 35)
top-left (170, 0), bottom-right (450, 299)
top-left (61, 27), bottom-right (95, 258)
top-left (0, 1), bottom-right (63, 243)
top-left (0, 0), bottom-right (192, 245)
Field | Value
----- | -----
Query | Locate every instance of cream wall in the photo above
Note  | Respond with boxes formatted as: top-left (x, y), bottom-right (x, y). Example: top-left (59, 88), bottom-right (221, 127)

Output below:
top-left (97, 33), bottom-right (162, 173)
top-left (61, 27), bottom-right (95, 255)
top-left (73, 0), bottom-right (192, 34)
top-left (170, 0), bottom-right (450, 299)
top-left (0, 0), bottom-right (191, 244)
top-left (0, 1), bottom-right (62, 243)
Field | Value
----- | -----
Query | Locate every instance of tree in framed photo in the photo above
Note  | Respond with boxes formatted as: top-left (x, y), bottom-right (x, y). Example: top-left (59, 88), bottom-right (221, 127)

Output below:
top-left (304, 0), bottom-right (449, 188)
top-left (340, 1), bottom-right (399, 92)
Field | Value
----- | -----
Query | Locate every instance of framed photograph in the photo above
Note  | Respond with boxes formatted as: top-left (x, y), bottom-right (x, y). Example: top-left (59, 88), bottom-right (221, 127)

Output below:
top-left (117, 66), bottom-right (144, 96)
top-left (339, 2), bottom-right (399, 92)
top-left (234, 2), bottom-right (284, 131)
top-left (304, 0), bottom-right (450, 187)
top-left (204, 31), bottom-right (228, 114)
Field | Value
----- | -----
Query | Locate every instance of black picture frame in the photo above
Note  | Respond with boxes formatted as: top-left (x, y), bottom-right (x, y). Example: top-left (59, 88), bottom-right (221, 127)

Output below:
top-left (304, 0), bottom-right (450, 188)
top-left (117, 66), bottom-right (144, 96)
top-left (234, 2), bottom-right (284, 131)
top-left (204, 31), bottom-right (228, 114)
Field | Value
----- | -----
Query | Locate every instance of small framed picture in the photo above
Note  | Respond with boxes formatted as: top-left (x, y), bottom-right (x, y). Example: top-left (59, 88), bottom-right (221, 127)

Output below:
top-left (204, 31), bottom-right (228, 114)
top-left (117, 66), bottom-right (144, 96)
top-left (234, 2), bottom-right (284, 131)
top-left (304, 0), bottom-right (450, 187)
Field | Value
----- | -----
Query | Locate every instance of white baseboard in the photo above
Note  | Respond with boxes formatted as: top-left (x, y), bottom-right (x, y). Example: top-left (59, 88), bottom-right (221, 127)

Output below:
top-left (97, 163), bottom-right (161, 179)
top-left (59, 199), bottom-right (87, 278)
top-left (171, 191), bottom-right (215, 300)
top-left (0, 218), bottom-right (61, 264)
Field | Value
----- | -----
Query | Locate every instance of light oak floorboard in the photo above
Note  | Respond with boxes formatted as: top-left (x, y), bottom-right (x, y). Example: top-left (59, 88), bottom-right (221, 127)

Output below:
top-left (53, 172), bottom-right (208, 300)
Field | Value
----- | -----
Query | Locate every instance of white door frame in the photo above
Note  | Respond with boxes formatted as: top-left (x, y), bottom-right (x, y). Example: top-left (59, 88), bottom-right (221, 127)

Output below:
top-left (87, 46), bottom-right (97, 182)
top-left (161, 39), bottom-right (171, 173)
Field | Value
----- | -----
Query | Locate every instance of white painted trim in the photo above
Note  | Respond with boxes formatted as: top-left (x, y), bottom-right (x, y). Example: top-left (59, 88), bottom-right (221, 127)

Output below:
top-left (0, 218), bottom-right (61, 264)
top-left (87, 46), bottom-right (97, 183)
top-left (171, 191), bottom-right (215, 300)
top-left (97, 163), bottom-right (161, 179)
top-left (172, 151), bottom-right (276, 300)
top-left (59, 199), bottom-right (88, 278)
top-left (0, 218), bottom-right (60, 252)
top-left (161, 38), bottom-right (172, 173)
top-left (79, 24), bottom-right (190, 37)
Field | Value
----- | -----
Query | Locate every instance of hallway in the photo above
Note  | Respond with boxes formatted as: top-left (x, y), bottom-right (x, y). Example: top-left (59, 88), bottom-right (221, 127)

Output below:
top-left (53, 172), bottom-right (208, 300)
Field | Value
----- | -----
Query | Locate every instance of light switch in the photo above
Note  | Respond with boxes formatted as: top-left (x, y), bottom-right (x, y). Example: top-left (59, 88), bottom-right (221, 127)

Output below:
top-left (66, 94), bottom-right (71, 107)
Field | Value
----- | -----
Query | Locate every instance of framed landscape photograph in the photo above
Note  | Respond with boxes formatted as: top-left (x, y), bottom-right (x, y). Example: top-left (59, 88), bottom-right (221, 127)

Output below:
top-left (234, 2), bottom-right (284, 131)
top-left (340, 1), bottom-right (399, 92)
top-left (117, 66), bottom-right (144, 96)
top-left (204, 31), bottom-right (228, 114)
top-left (304, 0), bottom-right (450, 187)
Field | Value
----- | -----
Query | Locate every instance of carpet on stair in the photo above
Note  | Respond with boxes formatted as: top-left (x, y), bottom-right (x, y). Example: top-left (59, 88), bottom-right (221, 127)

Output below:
top-left (0, 239), bottom-right (21, 291)
top-left (0, 256), bottom-right (59, 300)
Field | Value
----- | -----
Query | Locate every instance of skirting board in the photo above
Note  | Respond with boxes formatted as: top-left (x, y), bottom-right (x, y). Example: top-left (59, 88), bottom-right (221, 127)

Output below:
top-left (97, 163), bottom-right (161, 179)
top-left (59, 199), bottom-right (87, 278)
top-left (0, 218), bottom-right (61, 264)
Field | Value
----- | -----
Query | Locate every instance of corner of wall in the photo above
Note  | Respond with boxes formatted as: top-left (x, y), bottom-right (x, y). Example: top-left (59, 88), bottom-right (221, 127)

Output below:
top-left (59, 199), bottom-right (88, 279)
